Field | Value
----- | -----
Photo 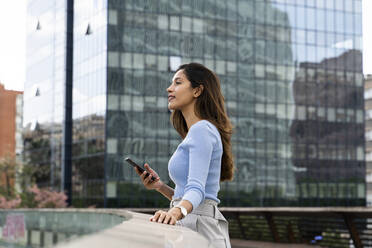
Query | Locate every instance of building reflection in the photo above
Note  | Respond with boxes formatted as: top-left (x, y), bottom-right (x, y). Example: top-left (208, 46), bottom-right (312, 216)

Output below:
top-left (365, 75), bottom-right (372, 206)
top-left (23, 0), bottom-right (364, 207)
top-left (291, 49), bottom-right (365, 205)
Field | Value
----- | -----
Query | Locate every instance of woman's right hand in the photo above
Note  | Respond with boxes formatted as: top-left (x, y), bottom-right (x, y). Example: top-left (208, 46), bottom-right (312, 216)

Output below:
top-left (135, 163), bottom-right (163, 190)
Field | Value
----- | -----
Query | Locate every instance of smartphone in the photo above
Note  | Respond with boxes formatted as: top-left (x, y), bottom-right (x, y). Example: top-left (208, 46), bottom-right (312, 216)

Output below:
top-left (124, 157), bottom-right (157, 181)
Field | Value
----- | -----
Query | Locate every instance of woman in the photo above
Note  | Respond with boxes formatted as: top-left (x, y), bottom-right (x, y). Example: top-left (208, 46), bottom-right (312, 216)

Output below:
top-left (135, 63), bottom-right (234, 248)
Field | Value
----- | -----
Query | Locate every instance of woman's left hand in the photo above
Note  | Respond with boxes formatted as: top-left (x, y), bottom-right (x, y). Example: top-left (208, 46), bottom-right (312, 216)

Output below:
top-left (150, 208), bottom-right (181, 225)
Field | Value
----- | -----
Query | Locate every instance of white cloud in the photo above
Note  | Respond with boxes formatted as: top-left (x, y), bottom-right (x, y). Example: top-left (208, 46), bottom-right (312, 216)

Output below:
top-left (333, 39), bottom-right (353, 50)
top-left (363, 0), bottom-right (372, 75)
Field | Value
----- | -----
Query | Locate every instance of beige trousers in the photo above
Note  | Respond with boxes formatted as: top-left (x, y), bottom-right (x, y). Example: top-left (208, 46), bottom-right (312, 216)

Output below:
top-left (170, 198), bottom-right (231, 248)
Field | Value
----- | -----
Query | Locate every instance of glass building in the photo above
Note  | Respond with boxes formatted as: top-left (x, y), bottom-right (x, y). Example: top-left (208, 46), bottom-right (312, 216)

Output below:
top-left (24, 0), bottom-right (364, 207)
top-left (24, 0), bottom-right (67, 189)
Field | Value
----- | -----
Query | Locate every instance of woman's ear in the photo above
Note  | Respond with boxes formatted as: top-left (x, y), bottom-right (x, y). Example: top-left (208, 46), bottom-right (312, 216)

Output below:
top-left (193, 85), bottom-right (204, 98)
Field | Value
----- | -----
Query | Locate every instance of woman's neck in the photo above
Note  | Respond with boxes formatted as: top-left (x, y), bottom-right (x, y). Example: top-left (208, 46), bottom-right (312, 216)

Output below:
top-left (181, 105), bottom-right (202, 130)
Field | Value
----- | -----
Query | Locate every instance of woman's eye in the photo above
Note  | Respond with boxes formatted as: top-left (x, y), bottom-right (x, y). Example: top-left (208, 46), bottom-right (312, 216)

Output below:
top-left (175, 81), bottom-right (181, 85)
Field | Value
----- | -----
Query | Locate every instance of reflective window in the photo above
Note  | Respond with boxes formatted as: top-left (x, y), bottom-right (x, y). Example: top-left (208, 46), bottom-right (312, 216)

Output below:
top-left (24, 0), bottom-right (365, 208)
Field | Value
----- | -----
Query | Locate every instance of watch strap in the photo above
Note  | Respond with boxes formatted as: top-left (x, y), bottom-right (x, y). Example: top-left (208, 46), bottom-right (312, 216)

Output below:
top-left (175, 204), bottom-right (188, 218)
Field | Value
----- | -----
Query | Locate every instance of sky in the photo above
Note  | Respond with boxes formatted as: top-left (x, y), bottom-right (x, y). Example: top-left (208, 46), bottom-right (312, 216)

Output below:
top-left (0, 1), bottom-right (371, 92)
top-left (0, 1), bottom-right (26, 91)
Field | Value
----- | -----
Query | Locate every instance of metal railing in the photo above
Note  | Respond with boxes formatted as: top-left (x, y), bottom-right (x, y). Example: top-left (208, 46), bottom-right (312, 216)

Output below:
top-left (126, 207), bottom-right (372, 248)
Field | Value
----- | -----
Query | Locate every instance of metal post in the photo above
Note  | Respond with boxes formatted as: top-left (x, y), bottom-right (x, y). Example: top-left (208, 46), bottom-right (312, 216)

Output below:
top-left (287, 221), bottom-right (295, 243)
top-left (61, 0), bottom-right (73, 205)
top-left (235, 213), bottom-right (247, 240)
top-left (264, 212), bottom-right (280, 243)
top-left (343, 214), bottom-right (363, 248)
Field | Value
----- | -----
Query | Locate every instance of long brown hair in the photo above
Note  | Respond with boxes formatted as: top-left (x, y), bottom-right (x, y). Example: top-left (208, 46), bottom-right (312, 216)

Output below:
top-left (170, 63), bottom-right (234, 181)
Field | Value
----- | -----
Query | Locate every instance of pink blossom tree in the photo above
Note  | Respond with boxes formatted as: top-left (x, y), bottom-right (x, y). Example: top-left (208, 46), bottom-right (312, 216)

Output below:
top-left (0, 156), bottom-right (68, 209)
top-left (0, 195), bottom-right (21, 209)
top-left (26, 185), bottom-right (68, 208)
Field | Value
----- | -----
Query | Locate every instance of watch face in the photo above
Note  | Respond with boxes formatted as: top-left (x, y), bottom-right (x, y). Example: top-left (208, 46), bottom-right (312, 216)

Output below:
top-left (176, 205), bottom-right (187, 216)
top-left (181, 207), bottom-right (187, 216)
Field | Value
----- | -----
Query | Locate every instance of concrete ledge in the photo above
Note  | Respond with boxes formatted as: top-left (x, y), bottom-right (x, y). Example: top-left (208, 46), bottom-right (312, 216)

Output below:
top-left (55, 209), bottom-right (210, 248)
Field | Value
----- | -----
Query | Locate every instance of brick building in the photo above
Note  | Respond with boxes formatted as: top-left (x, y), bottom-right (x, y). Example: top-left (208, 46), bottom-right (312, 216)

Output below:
top-left (0, 83), bottom-right (23, 189)
top-left (0, 83), bottom-right (23, 158)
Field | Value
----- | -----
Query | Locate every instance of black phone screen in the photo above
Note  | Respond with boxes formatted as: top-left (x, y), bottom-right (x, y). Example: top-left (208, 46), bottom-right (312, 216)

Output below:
top-left (124, 157), bottom-right (156, 181)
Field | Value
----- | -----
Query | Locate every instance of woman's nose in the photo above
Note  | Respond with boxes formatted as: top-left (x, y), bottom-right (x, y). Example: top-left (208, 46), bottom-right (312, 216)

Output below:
top-left (167, 84), bottom-right (173, 92)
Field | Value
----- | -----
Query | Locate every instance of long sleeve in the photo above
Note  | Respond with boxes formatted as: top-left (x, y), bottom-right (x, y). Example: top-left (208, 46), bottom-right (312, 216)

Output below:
top-left (182, 123), bottom-right (217, 210)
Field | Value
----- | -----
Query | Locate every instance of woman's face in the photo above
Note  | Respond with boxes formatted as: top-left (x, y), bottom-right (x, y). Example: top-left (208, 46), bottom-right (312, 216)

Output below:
top-left (167, 70), bottom-right (197, 111)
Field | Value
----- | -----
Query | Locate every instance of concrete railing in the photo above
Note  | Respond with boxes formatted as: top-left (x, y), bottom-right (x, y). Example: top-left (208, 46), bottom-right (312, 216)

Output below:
top-left (0, 209), bottom-right (210, 248)
top-left (56, 210), bottom-right (210, 248)
top-left (3, 207), bottom-right (372, 247)
top-left (127, 207), bottom-right (372, 248)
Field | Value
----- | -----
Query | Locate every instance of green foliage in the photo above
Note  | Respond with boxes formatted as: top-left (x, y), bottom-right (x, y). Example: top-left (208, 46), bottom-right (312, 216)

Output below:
top-left (19, 188), bottom-right (38, 208)
top-left (0, 155), bottom-right (17, 197)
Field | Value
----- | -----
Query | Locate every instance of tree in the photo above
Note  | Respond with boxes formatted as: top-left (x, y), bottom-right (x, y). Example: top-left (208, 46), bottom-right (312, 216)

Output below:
top-left (0, 155), bottom-right (18, 197)
top-left (0, 155), bottom-right (68, 209)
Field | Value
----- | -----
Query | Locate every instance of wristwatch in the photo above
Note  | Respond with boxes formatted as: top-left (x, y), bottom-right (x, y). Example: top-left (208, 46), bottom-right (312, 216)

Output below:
top-left (174, 204), bottom-right (188, 219)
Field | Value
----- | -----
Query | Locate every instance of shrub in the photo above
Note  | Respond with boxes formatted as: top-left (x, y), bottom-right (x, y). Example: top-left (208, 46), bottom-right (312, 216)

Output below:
top-left (0, 195), bottom-right (21, 209)
top-left (0, 185), bottom-right (68, 209)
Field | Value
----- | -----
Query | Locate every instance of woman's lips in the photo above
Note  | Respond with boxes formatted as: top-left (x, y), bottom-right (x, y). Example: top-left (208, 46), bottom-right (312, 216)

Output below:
top-left (168, 96), bottom-right (175, 102)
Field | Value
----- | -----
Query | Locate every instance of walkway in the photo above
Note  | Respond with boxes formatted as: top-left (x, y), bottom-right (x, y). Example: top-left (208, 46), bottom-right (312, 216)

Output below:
top-left (231, 239), bottom-right (321, 248)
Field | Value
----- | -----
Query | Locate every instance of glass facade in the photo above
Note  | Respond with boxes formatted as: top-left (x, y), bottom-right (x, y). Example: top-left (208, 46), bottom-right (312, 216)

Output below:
top-left (104, 0), bottom-right (364, 207)
top-left (71, 0), bottom-right (107, 206)
top-left (24, 0), bottom-right (66, 189)
top-left (24, 0), bottom-right (364, 207)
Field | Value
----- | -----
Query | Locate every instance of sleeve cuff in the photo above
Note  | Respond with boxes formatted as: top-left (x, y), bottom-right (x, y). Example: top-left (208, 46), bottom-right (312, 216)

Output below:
top-left (182, 189), bottom-right (204, 211)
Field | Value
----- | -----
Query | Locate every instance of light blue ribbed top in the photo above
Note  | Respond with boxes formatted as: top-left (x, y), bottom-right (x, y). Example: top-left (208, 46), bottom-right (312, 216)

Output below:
top-left (168, 120), bottom-right (223, 211)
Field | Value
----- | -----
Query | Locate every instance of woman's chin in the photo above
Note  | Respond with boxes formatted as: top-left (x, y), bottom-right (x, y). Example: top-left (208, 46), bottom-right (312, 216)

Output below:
top-left (168, 103), bottom-right (177, 110)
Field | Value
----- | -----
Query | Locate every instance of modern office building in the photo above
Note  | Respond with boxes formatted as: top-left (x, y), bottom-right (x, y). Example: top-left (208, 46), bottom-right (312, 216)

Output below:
top-left (365, 74), bottom-right (372, 206)
top-left (24, 0), bottom-right (364, 207)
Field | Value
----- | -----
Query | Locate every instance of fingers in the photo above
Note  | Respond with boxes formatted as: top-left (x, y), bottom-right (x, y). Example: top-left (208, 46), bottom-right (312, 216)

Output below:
top-left (150, 211), bottom-right (177, 225)
top-left (144, 163), bottom-right (153, 173)
top-left (169, 217), bottom-right (177, 225)
top-left (143, 171), bottom-right (150, 179)
top-left (144, 164), bottom-right (159, 179)
top-left (150, 211), bottom-right (162, 222)
top-left (143, 171), bottom-right (152, 184)
top-left (164, 214), bottom-right (172, 224)
top-left (140, 171), bottom-right (149, 183)
top-left (139, 171), bottom-right (146, 181)
top-left (158, 212), bottom-right (166, 223)
top-left (135, 167), bottom-right (148, 179)
top-left (141, 170), bottom-right (157, 184)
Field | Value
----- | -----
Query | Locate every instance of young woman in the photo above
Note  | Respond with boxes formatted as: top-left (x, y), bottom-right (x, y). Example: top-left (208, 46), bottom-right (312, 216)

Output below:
top-left (135, 63), bottom-right (234, 248)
